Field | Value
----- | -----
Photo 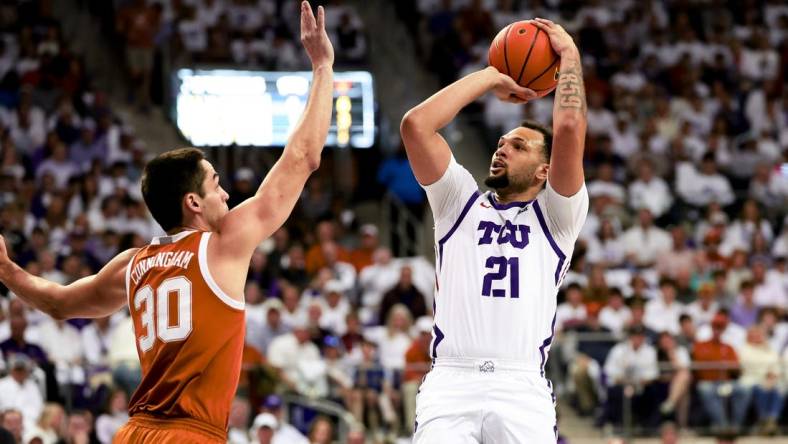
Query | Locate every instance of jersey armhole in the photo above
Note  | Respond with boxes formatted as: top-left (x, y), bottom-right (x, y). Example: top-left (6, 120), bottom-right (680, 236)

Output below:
top-left (198, 232), bottom-right (246, 311)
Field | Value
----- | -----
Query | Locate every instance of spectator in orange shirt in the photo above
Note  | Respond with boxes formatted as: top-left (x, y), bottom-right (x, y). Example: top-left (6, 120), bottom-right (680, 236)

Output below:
top-left (691, 312), bottom-right (747, 432)
top-left (348, 224), bottom-right (379, 272)
top-left (402, 317), bottom-right (433, 435)
top-left (305, 221), bottom-right (349, 275)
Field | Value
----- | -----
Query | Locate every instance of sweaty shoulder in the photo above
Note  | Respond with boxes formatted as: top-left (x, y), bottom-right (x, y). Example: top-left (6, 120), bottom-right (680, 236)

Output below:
top-left (534, 181), bottom-right (589, 253)
top-left (422, 156), bottom-right (480, 229)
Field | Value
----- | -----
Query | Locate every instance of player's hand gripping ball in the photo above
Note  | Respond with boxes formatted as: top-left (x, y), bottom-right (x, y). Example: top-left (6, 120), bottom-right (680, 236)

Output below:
top-left (488, 20), bottom-right (560, 98)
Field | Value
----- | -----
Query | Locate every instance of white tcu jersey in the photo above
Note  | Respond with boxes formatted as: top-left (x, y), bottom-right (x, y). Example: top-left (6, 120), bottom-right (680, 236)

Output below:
top-left (424, 157), bottom-right (588, 372)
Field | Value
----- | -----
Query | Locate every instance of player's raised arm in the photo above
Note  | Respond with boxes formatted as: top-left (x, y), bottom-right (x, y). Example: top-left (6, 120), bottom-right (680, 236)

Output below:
top-left (400, 67), bottom-right (536, 185)
top-left (0, 236), bottom-right (137, 320)
top-left (215, 0), bottom-right (333, 256)
top-left (532, 18), bottom-right (587, 196)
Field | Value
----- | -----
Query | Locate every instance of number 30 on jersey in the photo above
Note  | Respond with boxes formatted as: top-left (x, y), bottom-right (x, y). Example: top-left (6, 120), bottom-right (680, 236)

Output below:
top-left (134, 276), bottom-right (193, 352)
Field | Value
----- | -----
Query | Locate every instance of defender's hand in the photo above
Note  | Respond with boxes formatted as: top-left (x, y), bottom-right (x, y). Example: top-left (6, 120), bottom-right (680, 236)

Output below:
top-left (532, 18), bottom-right (578, 56)
top-left (300, 1), bottom-right (334, 69)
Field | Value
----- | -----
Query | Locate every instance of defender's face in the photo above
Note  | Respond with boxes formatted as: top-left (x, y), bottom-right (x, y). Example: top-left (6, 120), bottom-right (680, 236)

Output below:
top-left (486, 126), bottom-right (548, 191)
top-left (199, 160), bottom-right (230, 230)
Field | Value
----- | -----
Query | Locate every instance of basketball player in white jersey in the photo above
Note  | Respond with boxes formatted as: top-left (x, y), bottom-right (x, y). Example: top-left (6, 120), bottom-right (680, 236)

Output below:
top-left (401, 19), bottom-right (587, 442)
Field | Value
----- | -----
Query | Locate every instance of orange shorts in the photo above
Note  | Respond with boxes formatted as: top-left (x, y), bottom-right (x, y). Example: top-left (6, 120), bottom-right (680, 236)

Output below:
top-left (113, 415), bottom-right (226, 444)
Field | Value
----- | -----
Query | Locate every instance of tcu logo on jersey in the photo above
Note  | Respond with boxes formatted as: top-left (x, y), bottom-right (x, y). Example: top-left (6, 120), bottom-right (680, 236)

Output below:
top-left (477, 220), bottom-right (531, 249)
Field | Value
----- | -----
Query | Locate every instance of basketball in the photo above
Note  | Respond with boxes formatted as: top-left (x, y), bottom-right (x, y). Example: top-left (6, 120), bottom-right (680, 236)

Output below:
top-left (488, 20), bottom-right (560, 97)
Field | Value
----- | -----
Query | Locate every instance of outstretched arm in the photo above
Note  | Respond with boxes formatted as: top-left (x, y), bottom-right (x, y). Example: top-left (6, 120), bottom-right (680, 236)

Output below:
top-left (0, 237), bottom-right (137, 320)
top-left (532, 18), bottom-right (587, 196)
top-left (215, 1), bottom-right (334, 259)
top-left (400, 67), bottom-right (536, 185)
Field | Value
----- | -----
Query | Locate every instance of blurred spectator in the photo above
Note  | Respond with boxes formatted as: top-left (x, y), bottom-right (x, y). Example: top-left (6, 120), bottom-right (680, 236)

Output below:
top-left (601, 325), bottom-right (660, 427)
top-left (729, 281), bottom-right (759, 328)
top-left (692, 313), bottom-right (747, 431)
top-left (685, 282), bottom-right (720, 329)
top-left (250, 412), bottom-right (276, 444)
top-left (0, 409), bottom-right (22, 444)
top-left (654, 332), bottom-right (691, 427)
top-left (306, 416), bottom-right (333, 444)
top-left (570, 303), bottom-right (615, 416)
top-left (0, 354), bottom-right (43, 432)
top-left (305, 222), bottom-right (348, 276)
top-left (628, 158), bottom-right (673, 221)
top-left (106, 316), bottom-right (140, 399)
top-left (256, 394), bottom-right (308, 444)
top-left (598, 288), bottom-right (631, 338)
top-left (94, 389), bottom-right (127, 444)
top-left (751, 259), bottom-right (786, 311)
top-left (228, 397), bottom-right (251, 444)
top-left (621, 208), bottom-right (671, 268)
top-left (246, 299), bottom-right (290, 356)
top-left (696, 310), bottom-right (747, 348)
top-left (555, 283), bottom-right (587, 332)
top-left (644, 279), bottom-right (685, 336)
top-left (25, 402), bottom-right (64, 444)
top-left (677, 153), bottom-right (735, 209)
top-left (737, 325), bottom-right (783, 436)
top-left (318, 281), bottom-right (351, 335)
top-left (348, 224), bottom-right (379, 273)
top-left (0, 301), bottom-right (48, 368)
top-left (655, 226), bottom-right (697, 280)
top-left (266, 321), bottom-right (324, 397)
top-left (378, 265), bottom-right (427, 323)
top-left (358, 247), bottom-right (399, 322)
top-left (116, 0), bottom-right (160, 110)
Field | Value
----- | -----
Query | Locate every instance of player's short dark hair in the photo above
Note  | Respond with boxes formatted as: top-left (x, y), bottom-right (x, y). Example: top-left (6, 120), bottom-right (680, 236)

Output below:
top-left (141, 148), bottom-right (206, 232)
top-left (520, 120), bottom-right (552, 162)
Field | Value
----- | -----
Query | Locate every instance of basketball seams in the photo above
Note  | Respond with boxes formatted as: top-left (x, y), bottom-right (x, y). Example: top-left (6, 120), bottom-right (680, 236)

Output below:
top-left (502, 24), bottom-right (513, 76)
top-left (516, 26), bottom-right (541, 85)
top-left (526, 55), bottom-right (560, 88)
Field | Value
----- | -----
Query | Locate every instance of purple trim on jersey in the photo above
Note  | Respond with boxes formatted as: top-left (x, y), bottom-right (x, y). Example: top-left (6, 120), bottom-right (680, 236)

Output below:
top-left (532, 200), bottom-right (566, 285)
top-left (487, 192), bottom-right (533, 210)
top-left (437, 190), bottom-right (481, 269)
top-left (538, 312), bottom-right (557, 377)
top-left (431, 324), bottom-right (445, 358)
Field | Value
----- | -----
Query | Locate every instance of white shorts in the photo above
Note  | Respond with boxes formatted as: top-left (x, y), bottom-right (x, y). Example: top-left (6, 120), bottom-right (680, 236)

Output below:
top-left (413, 358), bottom-right (557, 444)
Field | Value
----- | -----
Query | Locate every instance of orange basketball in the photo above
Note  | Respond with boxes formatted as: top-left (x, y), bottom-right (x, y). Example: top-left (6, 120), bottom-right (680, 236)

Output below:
top-left (488, 20), bottom-right (560, 98)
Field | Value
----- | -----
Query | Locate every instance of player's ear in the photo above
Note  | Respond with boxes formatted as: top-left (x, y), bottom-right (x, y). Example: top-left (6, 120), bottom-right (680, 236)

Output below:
top-left (183, 193), bottom-right (202, 214)
top-left (536, 163), bottom-right (549, 182)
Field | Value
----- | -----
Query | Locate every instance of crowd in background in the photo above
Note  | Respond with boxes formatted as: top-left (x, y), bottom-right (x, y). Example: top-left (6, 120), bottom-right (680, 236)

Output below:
top-left (395, 0), bottom-right (788, 438)
top-left (0, 0), bottom-right (786, 443)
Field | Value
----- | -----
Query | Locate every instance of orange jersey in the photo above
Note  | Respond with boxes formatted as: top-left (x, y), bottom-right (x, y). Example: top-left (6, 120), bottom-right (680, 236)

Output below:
top-left (125, 230), bottom-right (245, 439)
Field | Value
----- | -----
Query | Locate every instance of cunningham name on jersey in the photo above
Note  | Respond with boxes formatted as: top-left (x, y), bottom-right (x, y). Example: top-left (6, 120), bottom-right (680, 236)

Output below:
top-left (423, 157), bottom-right (588, 369)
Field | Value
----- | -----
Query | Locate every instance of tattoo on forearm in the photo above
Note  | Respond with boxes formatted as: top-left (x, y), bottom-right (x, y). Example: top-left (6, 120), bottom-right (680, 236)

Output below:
top-left (556, 61), bottom-right (586, 115)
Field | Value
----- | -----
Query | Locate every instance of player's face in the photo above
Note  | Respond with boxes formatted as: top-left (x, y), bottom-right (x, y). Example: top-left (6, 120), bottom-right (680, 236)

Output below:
top-left (485, 126), bottom-right (548, 192)
top-left (198, 160), bottom-right (230, 230)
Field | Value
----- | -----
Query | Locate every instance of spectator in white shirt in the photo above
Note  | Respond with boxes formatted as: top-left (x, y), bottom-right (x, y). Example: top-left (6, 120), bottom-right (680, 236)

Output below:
top-left (36, 142), bottom-right (77, 189)
top-left (586, 218), bottom-right (626, 269)
top-left (358, 247), bottom-right (400, 322)
top-left (686, 282), bottom-right (721, 329)
top-left (722, 200), bottom-right (774, 255)
top-left (266, 321), bottom-right (324, 397)
top-left (737, 325), bottom-right (783, 434)
top-left (586, 90), bottom-right (616, 137)
top-left (81, 316), bottom-right (113, 369)
top-left (321, 242), bottom-right (357, 295)
top-left (752, 260), bottom-right (787, 312)
top-left (246, 299), bottom-right (290, 356)
top-left (602, 325), bottom-right (659, 426)
top-left (621, 208), bottom-right (672, 268)
top-left (280, 283), bottom-right (307, 329)
top-left (587, 162), bottom-right (626, 204)
top-left (676, 153), bottom-right (734, 208)
top-left (30, 318), bottom-right (84, 387)
top-left (0, 354), bottom-right (43, 432)
top-left (628, 158), bottom-right (673, 219)
top-left (318, 280), bottom-right (351, 335)
top-left (609, 114), bottom-right (640, 158)
top-left (599, 288), bottom-right (632, 338)
top-left (556, 283), bottom-right (587, 332)
top-left (644, 279), bottom-right (685, 336)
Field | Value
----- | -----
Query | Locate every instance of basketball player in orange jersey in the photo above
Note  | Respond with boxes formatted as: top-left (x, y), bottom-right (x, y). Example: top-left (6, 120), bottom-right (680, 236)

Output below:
top-left (0, 2), bottom-right (333, 443)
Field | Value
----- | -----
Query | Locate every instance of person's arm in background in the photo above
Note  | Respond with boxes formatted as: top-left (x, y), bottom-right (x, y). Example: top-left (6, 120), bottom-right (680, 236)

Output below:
top-left (532, 18), bottom-right (587, 196)
top-left (400, 68), bottom-right (535, 185)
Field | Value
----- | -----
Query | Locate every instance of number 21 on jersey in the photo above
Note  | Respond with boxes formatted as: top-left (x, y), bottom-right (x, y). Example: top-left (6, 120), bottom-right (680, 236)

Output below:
top-left (482, 256), bottom-right (519, 298)
top-left (134, 276), bottom-right (193, 352)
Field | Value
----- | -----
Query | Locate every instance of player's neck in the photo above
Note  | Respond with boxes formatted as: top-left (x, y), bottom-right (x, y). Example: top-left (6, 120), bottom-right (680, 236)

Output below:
top-left (167, 219), bottom-right (212, 235)
top-left (493, 186), bottom-right (540, 204)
